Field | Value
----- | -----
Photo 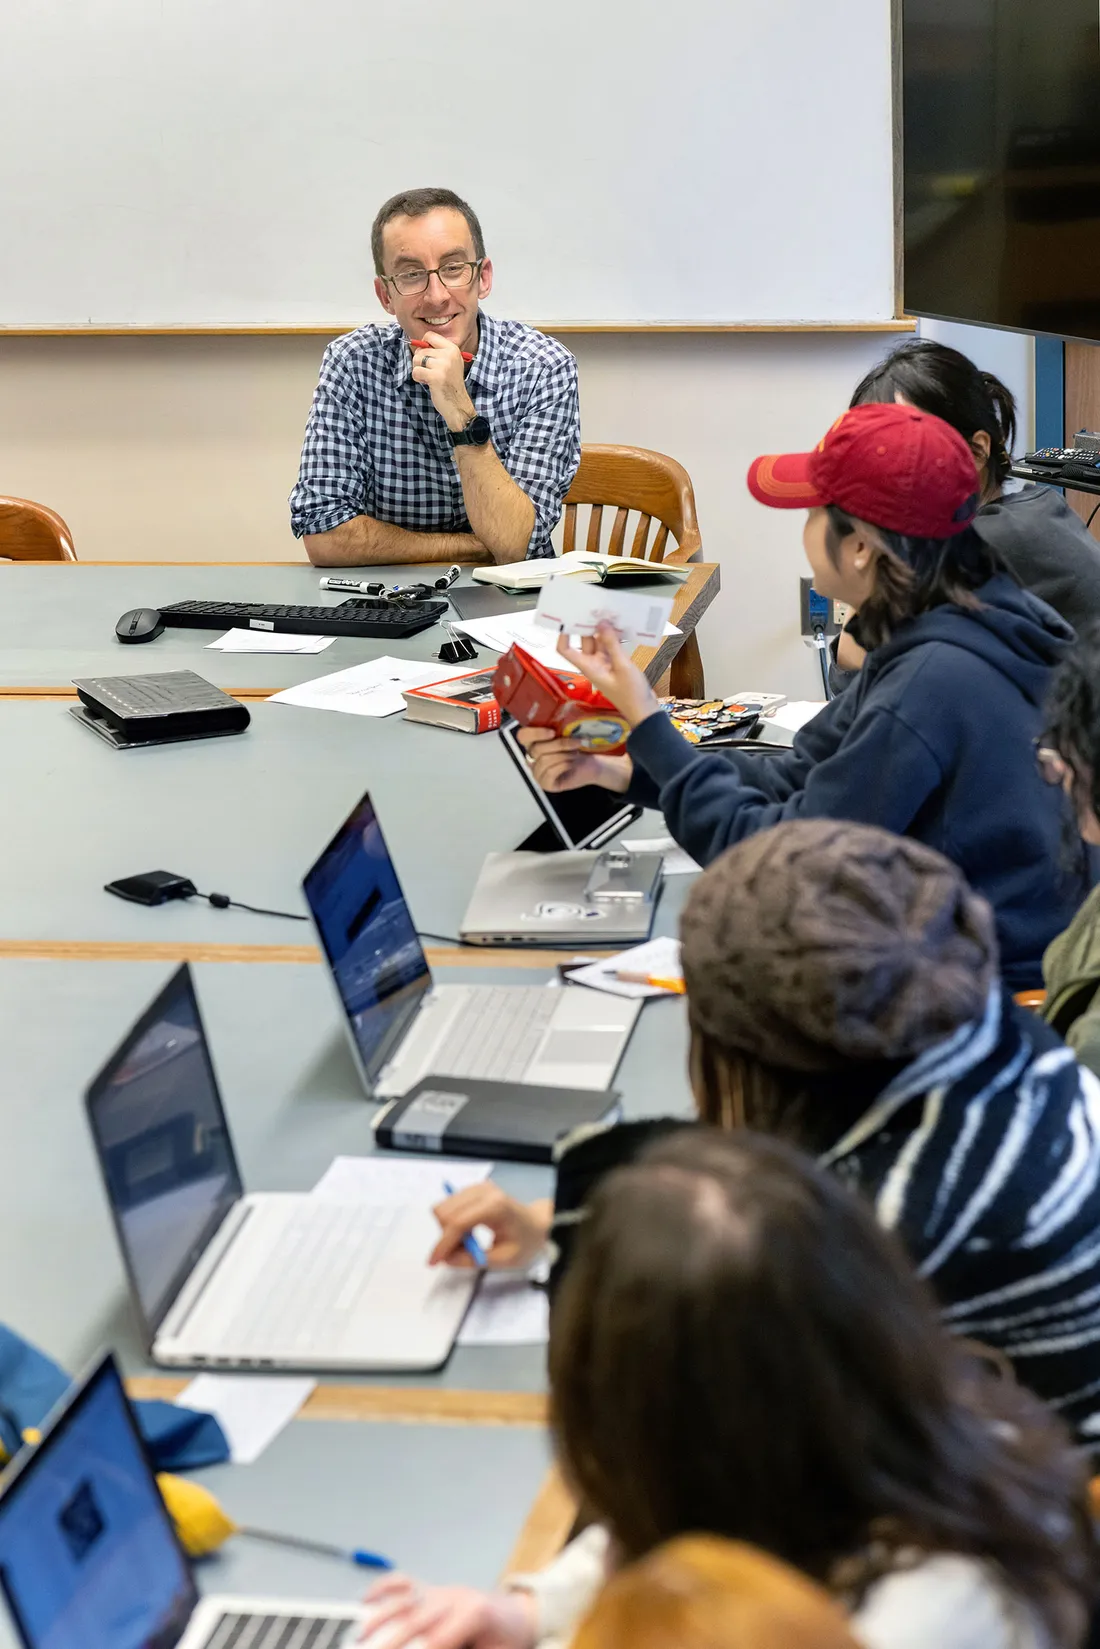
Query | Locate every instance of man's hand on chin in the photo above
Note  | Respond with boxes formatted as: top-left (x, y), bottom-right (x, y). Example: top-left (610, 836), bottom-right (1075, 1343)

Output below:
top-left (411, 331), bottom-right (476, 432)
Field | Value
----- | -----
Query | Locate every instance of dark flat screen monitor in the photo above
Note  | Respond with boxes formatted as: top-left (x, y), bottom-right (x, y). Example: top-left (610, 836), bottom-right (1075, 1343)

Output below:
top-left (902, 0), bottom-right (1100, 342)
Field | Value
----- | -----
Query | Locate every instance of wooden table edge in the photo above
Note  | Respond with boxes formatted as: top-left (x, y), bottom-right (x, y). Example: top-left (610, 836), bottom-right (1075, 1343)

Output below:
top-left (0, 939), bottom-right (611, 967)
top-left (126, 1377), bottom-right (548, 1427)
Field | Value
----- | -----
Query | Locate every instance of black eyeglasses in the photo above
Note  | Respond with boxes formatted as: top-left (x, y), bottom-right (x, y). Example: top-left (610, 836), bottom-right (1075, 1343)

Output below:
top-left (381, 259), bottom-right (483, 298)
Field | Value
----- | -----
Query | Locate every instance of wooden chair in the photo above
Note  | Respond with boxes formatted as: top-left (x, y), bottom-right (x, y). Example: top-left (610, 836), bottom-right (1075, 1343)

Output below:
top-left (0, 497), bottom-right (77, 561)
top-left (563, 445), bottom-right (705, 698)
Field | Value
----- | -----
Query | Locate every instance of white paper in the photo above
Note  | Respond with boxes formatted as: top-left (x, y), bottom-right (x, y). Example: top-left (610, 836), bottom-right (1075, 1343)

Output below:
top-left (566, 936), bottom-right (684, 1000)
top-left (450, 609), bottom-right (577, 672)
top-left (310, 1155), bottom-right (492, 1203)
top-left (268, 657), bottom-right (473, 718)
top-left (452, 606), bottom-right (677, 673)
top-left (622, 834), bottom-right (701, 874)
top-left (205, 629), bottom-right (335, 655)
top-left (458, 1276), bottom-right (550, 1345)
top-left (769, 699), bottom-right (827, 732)
top-left (175, 1373), bottom-right (316, 1465)
top-left (534, 579), bottom-right (675, 648)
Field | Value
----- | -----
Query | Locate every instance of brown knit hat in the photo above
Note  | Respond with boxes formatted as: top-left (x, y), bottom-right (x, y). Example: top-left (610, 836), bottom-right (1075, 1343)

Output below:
top-left (680, 820), bottom-right (997, 1072)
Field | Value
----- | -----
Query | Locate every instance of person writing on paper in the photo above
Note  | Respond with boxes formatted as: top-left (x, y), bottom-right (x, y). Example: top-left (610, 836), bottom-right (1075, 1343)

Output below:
top-left (518, 403), bottom-right (1089, 989)
top-left (430, 820), bottom-right (1100, 1440)
top-left (364, 1130), bottom-right (1095, 1649)
top-left (290, 187), bottom-right (580, 567)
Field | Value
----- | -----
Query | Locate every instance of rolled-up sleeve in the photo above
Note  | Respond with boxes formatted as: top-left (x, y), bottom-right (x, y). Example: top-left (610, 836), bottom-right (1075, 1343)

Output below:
top-left (289, 343), bottom-right (373, 539)
top-left (504, 355), bottom-right (581, 559)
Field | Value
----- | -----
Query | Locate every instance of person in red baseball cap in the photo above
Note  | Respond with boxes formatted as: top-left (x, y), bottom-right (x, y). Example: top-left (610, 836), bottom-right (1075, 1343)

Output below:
top-left (517, 401), bottom-right (1090, 991)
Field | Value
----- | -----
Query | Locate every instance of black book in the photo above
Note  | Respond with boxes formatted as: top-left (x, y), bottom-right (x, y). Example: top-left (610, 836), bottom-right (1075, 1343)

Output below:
top-left (374, 1075), bottom-right (621, 1164)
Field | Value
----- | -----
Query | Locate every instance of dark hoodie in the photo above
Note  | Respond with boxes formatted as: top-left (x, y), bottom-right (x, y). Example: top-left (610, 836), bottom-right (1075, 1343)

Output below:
top-left (626, 574), bottom-right (1088, 989)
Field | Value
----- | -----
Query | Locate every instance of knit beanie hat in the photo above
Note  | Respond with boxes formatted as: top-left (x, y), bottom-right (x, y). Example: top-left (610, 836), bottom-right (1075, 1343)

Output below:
top-left (680, 820), bottom-right (997, 1073)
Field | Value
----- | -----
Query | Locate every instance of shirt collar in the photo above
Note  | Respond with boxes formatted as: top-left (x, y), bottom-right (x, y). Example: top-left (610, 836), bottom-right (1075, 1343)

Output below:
top-left (389, 309), bottom-right (496, 390)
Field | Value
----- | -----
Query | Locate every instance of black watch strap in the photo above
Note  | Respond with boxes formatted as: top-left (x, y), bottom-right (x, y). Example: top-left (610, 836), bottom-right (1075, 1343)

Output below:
top-left (450, 415), bottom-right (491, 448)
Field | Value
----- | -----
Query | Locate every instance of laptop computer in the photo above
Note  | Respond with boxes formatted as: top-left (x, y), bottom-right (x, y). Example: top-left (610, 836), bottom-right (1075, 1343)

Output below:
top-left (0, 1351), bottom-right (364, 1649)
top-left (302, 790), bottom-right (640, 1097)
top-left (84, 964), bottom-right (477, 1371)
top-left (458, 721), bottom-right (663, 947)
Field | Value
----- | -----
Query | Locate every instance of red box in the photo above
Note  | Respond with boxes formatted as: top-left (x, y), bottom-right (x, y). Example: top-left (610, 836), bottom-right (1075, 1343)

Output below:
top-left (491, 645), bottom-right (631, 755)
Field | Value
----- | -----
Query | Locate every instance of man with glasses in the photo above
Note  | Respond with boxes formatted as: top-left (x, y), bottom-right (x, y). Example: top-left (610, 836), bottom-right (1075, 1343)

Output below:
top-left (291, 187), bottom-right (580, 566)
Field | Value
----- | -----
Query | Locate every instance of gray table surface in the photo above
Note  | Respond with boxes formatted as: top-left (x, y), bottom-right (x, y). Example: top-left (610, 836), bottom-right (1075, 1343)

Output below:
top-left (0, 957), bottom-right (691, 1382)
top-left (0, 1419), bottom-right (552, 1647)
top-left (0, 697), bottom-right (691, 945)
top-left (0, 562), bottom-right (591, 689)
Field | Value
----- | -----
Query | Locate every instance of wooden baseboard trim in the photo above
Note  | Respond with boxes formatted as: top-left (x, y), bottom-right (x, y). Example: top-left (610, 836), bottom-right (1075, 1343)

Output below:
top-left (502, 1465), bottom-right (577, 1578)
top-left (127, 1377), bottom-right (547, 1428)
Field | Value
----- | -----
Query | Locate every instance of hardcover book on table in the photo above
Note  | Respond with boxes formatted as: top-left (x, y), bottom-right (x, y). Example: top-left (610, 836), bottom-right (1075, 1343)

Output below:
top-left (402, 669), bottom-right (501, 733)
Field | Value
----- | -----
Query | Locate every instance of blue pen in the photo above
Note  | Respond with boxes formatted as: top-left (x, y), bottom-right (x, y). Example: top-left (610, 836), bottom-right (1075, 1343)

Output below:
top-left (239, 1525), bottom-right (394, 1569)
top-left (443, 1179), bottom-right (488, 1268)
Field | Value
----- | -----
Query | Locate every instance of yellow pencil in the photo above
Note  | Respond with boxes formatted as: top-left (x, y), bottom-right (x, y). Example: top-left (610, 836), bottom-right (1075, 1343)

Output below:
top-left (615, 971), bottom-right (686, 993)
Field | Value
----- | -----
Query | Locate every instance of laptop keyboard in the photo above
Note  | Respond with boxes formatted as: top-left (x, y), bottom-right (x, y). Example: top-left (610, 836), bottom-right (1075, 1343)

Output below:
top-left (436, 988), bottom-right (557, 1083)
top-left (200, 1613), bottom-right (357, 1647)
top-left (197, 1203), bottom-right (399, 1353)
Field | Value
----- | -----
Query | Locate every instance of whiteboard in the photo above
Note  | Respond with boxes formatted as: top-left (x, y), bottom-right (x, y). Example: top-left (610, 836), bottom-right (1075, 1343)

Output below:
top-left (0, 0), bottom-right (895, 327)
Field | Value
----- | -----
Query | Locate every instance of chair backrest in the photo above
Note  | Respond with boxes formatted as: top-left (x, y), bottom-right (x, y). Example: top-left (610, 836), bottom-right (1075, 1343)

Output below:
top-left (0, 497), bottom-right (77, 561)
top-left (563, 445), bottom-right (702, 564)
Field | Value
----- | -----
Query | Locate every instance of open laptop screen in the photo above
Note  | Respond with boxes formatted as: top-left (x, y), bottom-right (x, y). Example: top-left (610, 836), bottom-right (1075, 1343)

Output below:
top-left (498, 720), bottom-right (639, 851)
top-left (0, 1354), bottom-right (197, 1649)
top-left (302, 792), bottom-right (432, 1089)
top-left (85, 965), bottom-right (243, 1345)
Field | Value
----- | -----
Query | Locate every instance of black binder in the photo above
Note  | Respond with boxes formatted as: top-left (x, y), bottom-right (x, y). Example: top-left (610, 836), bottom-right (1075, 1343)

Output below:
top-left (373, 1074), bottom-right (621, 1164)
top-left (70, 670), bottom-right (251, 749)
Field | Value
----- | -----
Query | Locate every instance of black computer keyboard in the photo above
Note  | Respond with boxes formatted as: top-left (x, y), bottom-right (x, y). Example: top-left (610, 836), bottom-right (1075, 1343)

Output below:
top-left (158, 597), bottom-right (449, 639)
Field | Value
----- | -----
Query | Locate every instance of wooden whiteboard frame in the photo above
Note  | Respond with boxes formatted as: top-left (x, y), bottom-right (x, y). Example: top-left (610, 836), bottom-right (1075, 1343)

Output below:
top-left (0, 319), bottom-right (917, 337)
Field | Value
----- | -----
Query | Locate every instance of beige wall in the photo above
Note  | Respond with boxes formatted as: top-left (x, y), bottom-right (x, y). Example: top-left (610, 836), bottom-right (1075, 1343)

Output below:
top-left (0, 330), bottom-right (909, 697)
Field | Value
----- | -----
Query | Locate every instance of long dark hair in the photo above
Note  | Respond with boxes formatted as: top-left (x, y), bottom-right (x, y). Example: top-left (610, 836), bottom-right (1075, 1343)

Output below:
top-left (824, 505), bottom-right (1000, 650)
top-left (687, 1023), bottom-right (901, 1155)
top-left (550, 1129), bottom-right (1095, 1643)
top-left (1045, 620), bottom-right (1100, 823)
top-left (851, 339), bottom-right (1017, 490)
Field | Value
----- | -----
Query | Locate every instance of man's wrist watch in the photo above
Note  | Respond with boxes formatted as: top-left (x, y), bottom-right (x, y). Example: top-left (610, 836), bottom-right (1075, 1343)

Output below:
top-left (450, 415), bottom-right (491, 448)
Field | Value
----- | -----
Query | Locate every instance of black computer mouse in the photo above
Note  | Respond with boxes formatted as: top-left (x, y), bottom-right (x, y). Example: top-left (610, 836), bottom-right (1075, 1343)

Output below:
top-left (116, 607), bottom-right (165, 643)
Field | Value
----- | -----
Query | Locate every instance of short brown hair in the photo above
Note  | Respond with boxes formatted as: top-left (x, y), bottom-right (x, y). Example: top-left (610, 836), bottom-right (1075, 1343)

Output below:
top-left (370, 187), bottom-right (486, 276)
top-left (571, 1536), bottom-right (861, 1649)
top-left (549, 1129), bottom-right (1093, 1639)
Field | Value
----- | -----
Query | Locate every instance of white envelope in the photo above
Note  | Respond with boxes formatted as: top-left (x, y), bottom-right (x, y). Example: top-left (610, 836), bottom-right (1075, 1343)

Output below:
top-left (533, 577), bottom-right (675, 648)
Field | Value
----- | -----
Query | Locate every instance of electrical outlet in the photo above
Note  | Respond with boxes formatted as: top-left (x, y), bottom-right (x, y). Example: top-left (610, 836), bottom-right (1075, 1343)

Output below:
top-left (799, 577), bottom-right (840, 637)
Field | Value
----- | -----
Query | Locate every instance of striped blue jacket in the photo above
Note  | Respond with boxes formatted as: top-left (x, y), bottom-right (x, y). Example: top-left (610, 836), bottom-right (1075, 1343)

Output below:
top-left (821, 987), bottom-right (1100, 1441)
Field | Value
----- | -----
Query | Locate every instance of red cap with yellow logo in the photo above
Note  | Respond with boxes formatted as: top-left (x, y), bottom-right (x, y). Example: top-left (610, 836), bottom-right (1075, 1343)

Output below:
top-left (746, 403), bottom-right (980, 538)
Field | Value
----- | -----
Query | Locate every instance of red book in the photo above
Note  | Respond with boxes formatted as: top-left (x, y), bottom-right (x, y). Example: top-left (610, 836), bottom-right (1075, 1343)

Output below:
top-left (402, 669), bottom-right (501, 734)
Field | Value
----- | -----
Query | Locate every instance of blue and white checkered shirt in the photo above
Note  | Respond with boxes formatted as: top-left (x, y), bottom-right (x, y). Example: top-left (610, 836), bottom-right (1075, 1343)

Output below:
top-left (289, 312), bottom-right (580, 558)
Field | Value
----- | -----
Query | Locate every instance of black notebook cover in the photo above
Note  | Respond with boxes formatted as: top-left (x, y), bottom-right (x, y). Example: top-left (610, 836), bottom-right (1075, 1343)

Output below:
top-left (70, 670), bottom-right (251, 747)
top-left (373, 1075), bottom-right (621, 1164)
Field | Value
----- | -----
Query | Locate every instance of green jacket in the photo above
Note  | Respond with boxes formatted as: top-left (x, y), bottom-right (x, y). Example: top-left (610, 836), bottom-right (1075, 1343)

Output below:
top-left (1043, 881), bottom-right (1100, 1077)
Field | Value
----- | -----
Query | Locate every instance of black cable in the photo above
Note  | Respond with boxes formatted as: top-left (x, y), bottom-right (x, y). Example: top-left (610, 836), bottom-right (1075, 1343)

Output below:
top-left (190, 890), bottom-right (309, 922)
top-left (416, 930), bottom-right (466, 946)
top-left (1087, 499), bottom-right (1100, 530)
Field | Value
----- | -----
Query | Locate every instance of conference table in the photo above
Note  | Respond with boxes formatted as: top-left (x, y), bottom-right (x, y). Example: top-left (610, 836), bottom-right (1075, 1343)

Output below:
top-left (0, 559), bottom-right (720, 695)
top-left (0, 557), bottom-right (721, 1617)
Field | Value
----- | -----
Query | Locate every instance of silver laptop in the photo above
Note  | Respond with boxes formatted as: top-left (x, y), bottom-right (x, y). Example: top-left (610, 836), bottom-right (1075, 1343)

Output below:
top-left (459, 722), bottom-right (664, 947)
top-left (84, 965), bottom-right (477, 1372)
top-left (302, 789), bottom-right (640, 1097)
top-left (0, 1352), bottom-right (366, 1649)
